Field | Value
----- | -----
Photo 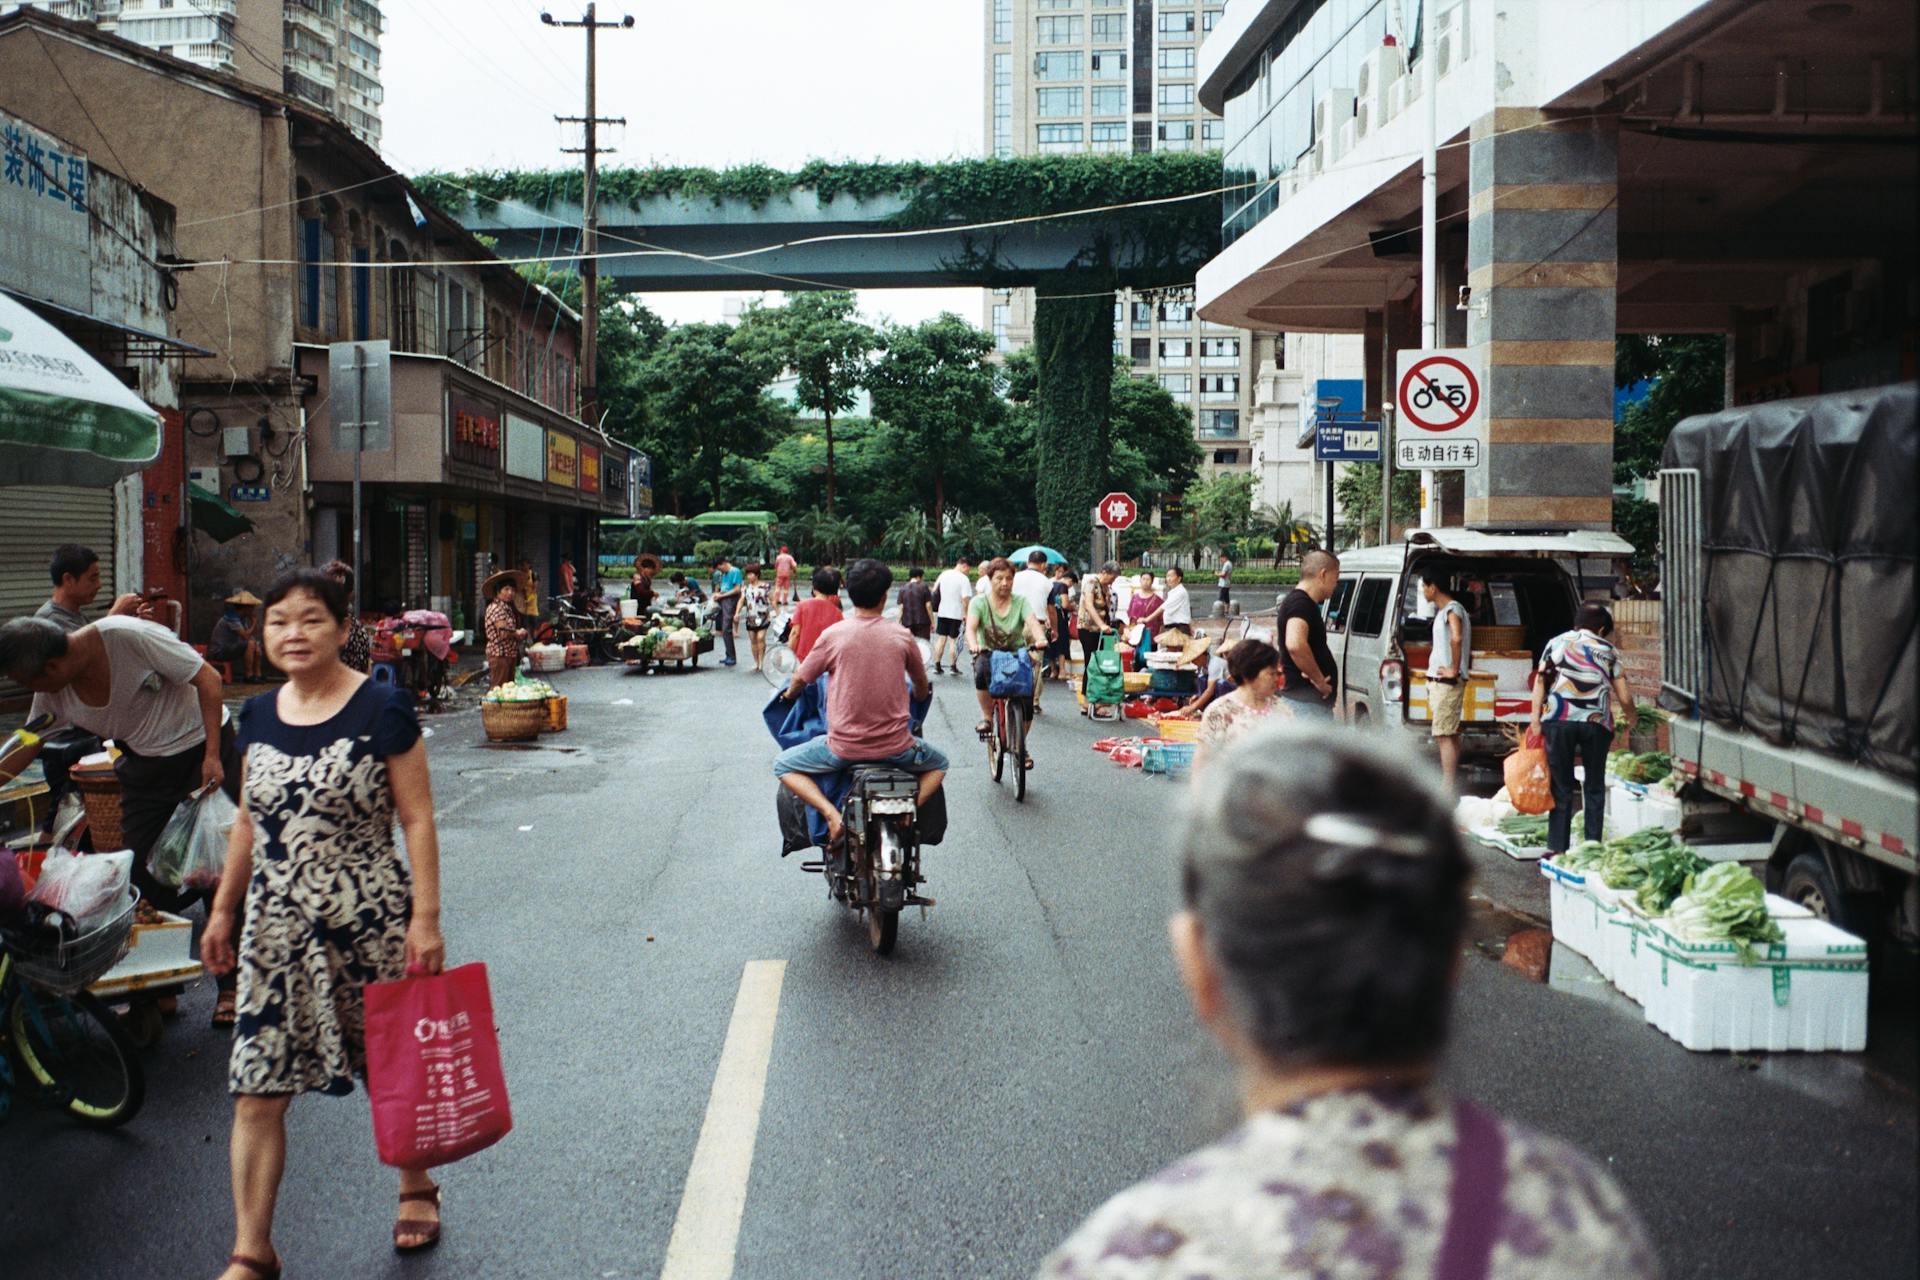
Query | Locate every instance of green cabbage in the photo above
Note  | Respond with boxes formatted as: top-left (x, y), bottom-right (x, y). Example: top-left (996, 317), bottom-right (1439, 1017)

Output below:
top-left (1663, 863), bottom-right (1784, 963)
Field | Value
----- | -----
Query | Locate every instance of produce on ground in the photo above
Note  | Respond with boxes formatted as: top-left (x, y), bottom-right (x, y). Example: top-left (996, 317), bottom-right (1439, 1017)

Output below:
top-left (1627, 833), bottom-right (1711, 913)
top-left (1496, 813), bottom-right (1552, 843)
top-left (1608, 750), bottom-right (1674, 783)
top-left (1663, 862), bottom-right (1785, 962)
top-left (485, 678), bottom-right (556, 704)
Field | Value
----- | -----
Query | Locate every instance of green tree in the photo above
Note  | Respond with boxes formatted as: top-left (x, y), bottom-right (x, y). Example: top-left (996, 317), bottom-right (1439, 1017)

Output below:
top-left (734, 291), bottom-right (877, 514)
top-left (1335, 464), bottom-right (1419, 546)
top-left (1189, 471), bottom-right (1257, 542)
top-left (867, 314), bottom-right (1004, 531)
top-left (1032, 292), bottom-right (1114, 554)
top-left (638, 322), bottom-right (786, 510)
top-left (1253, 500), bottom-right (1321, 558)
top-left (1108, 360), bottom-right (1202, 514)
top-left (942, 509), bottom-right (1004, 562)
top-left (881, 510), bottom-right (943, 566)
top-left (1612, 335), bottom-right (1723, 579)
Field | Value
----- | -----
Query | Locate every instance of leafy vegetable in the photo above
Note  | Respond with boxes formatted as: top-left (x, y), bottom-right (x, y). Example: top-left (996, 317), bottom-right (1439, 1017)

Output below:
top-left (1497, 813), bottom-right (1552, 843)
top-left (1663, 863), bottom-right (1784, 962)
top-left (1557, 841), bottom-right (1608, 872)
top-left (1631, 838), bottom-right (1711, 913)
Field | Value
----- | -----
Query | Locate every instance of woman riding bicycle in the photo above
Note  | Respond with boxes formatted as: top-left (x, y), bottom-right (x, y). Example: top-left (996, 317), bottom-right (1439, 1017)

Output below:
top-left (965, 557), bottom-right (1049, 765)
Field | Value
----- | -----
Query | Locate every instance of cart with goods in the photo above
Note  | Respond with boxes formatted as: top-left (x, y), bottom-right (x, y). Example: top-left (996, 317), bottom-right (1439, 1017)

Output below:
top-left (482, 677), bottom-right (560, 742)
top-left (618, 616), bottom-right (713, 672)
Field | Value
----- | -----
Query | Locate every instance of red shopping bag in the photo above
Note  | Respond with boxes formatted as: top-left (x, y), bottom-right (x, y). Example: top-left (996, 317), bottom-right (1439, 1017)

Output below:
top-left (364, 962), bottom-right (513, 1170)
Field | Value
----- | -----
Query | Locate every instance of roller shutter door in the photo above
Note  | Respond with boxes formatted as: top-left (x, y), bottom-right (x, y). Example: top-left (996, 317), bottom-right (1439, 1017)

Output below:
top-left (1, 485), bottom-right (116, 701)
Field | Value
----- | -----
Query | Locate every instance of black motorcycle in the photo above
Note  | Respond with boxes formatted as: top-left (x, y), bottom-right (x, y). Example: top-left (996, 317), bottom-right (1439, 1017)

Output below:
top-left (778, 770), bottom-right (945, 955)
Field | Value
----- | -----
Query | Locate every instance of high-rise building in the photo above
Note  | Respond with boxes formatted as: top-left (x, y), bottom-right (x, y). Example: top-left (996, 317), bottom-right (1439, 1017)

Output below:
top-left (5, 0), bottom-right (384, 147)
top-left (983, 0), bottom-right (1255, 491)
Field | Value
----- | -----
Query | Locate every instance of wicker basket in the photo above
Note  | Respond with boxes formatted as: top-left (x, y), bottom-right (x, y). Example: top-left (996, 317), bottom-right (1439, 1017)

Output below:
top-left (71, 766), bottom-right (125, 852)
top-left (544, 695), bottom-right (568, 732)
top-left (482, 700), bottom-right (545, 742)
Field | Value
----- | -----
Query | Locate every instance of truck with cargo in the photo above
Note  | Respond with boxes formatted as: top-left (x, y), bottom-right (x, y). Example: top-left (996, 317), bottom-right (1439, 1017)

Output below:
top-left (1659, 382), bottom-right (1917, 947)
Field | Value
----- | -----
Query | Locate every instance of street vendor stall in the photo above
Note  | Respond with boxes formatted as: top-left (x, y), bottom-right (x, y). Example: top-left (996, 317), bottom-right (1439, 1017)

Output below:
top-left (619, 610), bottom-right (715, 673)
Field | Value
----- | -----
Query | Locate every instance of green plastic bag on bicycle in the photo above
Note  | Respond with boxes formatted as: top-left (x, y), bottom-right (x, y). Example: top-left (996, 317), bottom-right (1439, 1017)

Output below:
top-left (988, 650), bottom-right (1034, 699)
top-left (1085, 633), bottom-right (1125, 706)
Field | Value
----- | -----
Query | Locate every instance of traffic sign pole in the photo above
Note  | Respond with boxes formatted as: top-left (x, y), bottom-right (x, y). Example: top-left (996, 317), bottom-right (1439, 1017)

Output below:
top-left (1419, 0), bottom-right (1439, 530)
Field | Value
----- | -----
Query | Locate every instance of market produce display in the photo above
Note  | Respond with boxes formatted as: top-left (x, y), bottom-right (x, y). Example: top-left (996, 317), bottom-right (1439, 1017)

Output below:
top-left (1663, 862), bottom-right (1786, 960)
top-left (485, 678), bottom-right (557, 703)
top-left (1496, 812), bottom-right (1552, 844)
top-left (1608, 750), bottom-right (1673, 783)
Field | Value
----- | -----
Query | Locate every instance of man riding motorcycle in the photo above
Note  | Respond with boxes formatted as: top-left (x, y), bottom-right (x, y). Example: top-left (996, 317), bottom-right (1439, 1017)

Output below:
top-left (773, 558), bottom-right (947, 847)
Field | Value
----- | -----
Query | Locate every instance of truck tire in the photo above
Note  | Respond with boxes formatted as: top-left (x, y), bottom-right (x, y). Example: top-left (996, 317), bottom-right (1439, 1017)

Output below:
top-left (1781, 849), bottom-right (1872, 937)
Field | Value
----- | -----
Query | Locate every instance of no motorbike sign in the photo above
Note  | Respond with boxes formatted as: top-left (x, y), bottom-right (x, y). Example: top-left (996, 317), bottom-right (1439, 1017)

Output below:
top-left (1395, 349), bottom-right (1484, 468)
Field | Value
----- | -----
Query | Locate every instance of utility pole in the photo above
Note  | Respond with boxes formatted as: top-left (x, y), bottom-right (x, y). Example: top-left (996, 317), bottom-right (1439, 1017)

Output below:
top-left (544, 5), bottom-right (632, 427)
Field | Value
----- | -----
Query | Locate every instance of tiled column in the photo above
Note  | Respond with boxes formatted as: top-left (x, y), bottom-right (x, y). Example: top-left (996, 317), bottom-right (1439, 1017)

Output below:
top-left (1466, 111), bottom-right (1618, 530)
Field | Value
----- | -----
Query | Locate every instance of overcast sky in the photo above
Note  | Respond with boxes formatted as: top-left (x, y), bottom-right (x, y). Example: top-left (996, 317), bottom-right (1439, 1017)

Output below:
top-left (382, 0), bottom-right (987, 328)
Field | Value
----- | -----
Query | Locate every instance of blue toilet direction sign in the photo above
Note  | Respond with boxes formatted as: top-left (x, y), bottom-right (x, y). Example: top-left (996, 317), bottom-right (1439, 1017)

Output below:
top-left (1311, 378), bottom-right (1379, 461)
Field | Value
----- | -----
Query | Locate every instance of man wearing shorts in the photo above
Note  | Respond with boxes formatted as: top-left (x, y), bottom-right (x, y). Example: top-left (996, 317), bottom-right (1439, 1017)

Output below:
top-left (1421, 570), bottom-right (1471, 791)
top-left (930, 555), bottom-right (973, 675)
top-left (772, 545), bottom-right (798, 608)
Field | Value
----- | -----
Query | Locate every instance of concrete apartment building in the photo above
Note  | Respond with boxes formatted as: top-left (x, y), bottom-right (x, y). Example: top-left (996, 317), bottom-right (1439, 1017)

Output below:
top-left (983, 0), bottom-right (1367, 536)
top-left (1, 8), bottom-right (633, 640)
top-left (1195, 0), bottom-right (1915, 531)
top-left (3, 0), bottom-right (385, 146)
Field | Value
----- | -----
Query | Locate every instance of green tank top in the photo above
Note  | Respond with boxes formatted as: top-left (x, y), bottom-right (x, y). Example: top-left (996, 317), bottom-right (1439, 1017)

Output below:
top-left (970, 591), bottom-right (1032, 651)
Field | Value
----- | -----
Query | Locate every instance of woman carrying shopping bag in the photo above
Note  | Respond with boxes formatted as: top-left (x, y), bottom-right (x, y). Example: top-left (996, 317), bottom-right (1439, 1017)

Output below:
top-left (202, 567), bottom-right (449, 1280)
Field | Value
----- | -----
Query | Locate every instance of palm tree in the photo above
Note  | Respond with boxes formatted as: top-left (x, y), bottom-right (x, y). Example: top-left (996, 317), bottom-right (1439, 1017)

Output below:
top-left (941, 509), bottom-right (1002, 562)
top-left (815, 512), bottom-right (868, 564)
top-left (1253, 501), bottom-right (1320, 561)
top-left (881, 510), bottom-right (942, 567)
top-left (1156, 510), bottom-right (1219, 570)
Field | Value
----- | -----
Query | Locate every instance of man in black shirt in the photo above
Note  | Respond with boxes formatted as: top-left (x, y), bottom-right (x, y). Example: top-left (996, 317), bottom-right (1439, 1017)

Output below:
top-left (1279, 549), bottom-right (1341, 717)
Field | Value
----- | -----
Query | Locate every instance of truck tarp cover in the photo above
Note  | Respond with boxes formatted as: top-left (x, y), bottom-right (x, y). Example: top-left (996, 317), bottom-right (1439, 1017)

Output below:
top-left (1664, 383), bottom-right (1916, 780)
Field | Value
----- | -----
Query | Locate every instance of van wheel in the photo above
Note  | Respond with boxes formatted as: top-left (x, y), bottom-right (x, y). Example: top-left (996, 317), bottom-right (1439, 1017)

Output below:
top-left (1781, 850), bottom-right (1876, 938)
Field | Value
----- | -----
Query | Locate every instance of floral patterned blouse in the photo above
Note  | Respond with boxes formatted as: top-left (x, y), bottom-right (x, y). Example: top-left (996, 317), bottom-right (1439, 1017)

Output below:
top-left (1198, 689), bottom-right (1288, 753)
top-left (484, 599), bottom-right (521, 660)
top-left (1038, 1086), bottom-right (1658, 1280)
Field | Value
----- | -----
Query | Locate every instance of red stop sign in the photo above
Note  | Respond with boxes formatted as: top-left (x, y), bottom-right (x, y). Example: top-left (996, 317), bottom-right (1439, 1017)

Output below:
top-left (1097, 492), bottom-right (1138, 531)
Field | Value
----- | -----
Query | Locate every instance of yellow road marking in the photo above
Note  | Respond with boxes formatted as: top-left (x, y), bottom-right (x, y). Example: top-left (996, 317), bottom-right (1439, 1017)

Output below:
top-left (659, 959), bottom-right (788, 1280)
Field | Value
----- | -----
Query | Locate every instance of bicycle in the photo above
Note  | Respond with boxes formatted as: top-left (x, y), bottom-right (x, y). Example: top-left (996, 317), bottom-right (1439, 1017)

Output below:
top-left (0, 901), bottom-right (146, 1128)
top-left (984, 649), bottom-right (1041, 803)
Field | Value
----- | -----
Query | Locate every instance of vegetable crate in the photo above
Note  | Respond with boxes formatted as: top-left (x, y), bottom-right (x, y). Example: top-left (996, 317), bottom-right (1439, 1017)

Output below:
top-left (1407, 670), bottom-right (1498, 723)
top-left (90, 909), bottom-right (201, 1000)
top-left (1640, 917), bottom-right (1869, 1052)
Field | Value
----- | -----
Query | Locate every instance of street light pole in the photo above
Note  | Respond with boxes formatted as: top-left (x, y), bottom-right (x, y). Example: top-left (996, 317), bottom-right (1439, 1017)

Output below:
top-left (545, 5), bottom-right (632, 426)
top-left (1418, 0), bottom-right (1440, 530)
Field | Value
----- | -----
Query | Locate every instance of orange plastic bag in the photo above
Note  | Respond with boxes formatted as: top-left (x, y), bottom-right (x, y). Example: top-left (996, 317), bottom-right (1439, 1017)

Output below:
top-left (1503, 732), bottom-right (1554, 815)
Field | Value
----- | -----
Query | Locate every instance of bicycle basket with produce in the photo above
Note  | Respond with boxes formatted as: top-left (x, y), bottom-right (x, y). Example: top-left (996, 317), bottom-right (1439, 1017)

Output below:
top-left (2, 887), bottom-right (139, 997)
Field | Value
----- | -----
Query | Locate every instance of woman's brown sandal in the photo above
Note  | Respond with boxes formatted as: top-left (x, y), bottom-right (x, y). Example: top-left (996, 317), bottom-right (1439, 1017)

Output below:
top-left (210, 987), bottom-right (238, 1028)
top-left (225, 1253), bottom-right (281, 1280)
top-left (394, 1186), bottom-right (442, 1252)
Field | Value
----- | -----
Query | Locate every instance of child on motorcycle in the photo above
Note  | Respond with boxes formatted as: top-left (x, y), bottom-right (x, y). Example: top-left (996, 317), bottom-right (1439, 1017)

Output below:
top-left (773, 558), bottom-right (947, 848)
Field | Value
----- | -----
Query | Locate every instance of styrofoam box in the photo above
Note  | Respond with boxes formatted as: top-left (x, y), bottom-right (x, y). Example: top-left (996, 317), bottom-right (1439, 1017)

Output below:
top-left (1603, 897), bottom-right (1657, 1005)
top-left (1641, 916), bottom-right (1869, 1052)
top-left (1541, 860), bottom-right (1603, 962)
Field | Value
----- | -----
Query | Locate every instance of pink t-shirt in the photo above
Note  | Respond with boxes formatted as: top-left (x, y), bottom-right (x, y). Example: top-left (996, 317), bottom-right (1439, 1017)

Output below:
top-left (774, 553), bottom-right (797, 583)
top-left (795, 614), bottom-right (927, 761)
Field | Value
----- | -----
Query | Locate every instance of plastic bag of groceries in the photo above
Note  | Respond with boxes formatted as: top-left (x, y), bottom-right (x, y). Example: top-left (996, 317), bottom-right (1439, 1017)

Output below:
top-left (148, 788), bottom-right (237, 891)
top-left (28, 849), bottom-right (133, 932)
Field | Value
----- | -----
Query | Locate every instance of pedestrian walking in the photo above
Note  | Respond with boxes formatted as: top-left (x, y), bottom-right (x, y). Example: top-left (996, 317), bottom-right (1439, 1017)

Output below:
top-left (1078, 561), bottom-right (1120, 700)
top-left (322, 560), bottom-right (371, 674)
top-left (482, 571), bottom-right (527, 689)
top-left (1013, 552), bottom-right (1055, 712)
top-left (1038, 725), bottom-right (1659, 1280)
top-left (202, 568), bottom-right (450, 1278)
top-left (1046, 567), bottom-right (1075, 680)
top-left (208, 590), bottom-right (265, 681)
top-left (930, 555), bottom-right (974, 675)
top-left (1279, 550), bottom-right (1340, 718)
top-left (35, 542), bottom-right (140, 633)
top-left (1422, 570), bottom-right (1472, 791)
top-left (772, 545), bottom-right (798, 608)
top-left (741, 564), bottom-right (773, 673)
top-left (1192, 638), bottom-right (1290, 776)
top-left (711, 554), bottom-right (745, 667)
top-left (897, 566), bottom-right (934, 643)
top-left (1215, 553), bottom-right (1233, 610)
top-left (1530, 603), bottom-right (1639, 853)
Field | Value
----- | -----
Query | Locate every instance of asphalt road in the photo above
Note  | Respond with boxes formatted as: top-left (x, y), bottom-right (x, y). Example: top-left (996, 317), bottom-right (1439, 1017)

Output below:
top-left (2, 661), bottom-right (1914, 1280)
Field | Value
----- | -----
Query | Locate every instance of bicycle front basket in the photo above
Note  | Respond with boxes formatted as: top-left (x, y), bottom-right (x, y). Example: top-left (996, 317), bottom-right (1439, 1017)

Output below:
top-left (2, 889), bottom-right (139, 997)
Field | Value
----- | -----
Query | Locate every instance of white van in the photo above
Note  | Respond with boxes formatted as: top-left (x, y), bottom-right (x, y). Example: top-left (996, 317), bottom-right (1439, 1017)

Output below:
top-left (1323, 529), bottom-right (1632, 759)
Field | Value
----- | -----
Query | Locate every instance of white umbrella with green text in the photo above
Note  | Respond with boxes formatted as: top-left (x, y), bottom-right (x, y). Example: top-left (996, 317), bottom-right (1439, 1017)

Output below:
top-left (0, 291), bottom-right (161, 487)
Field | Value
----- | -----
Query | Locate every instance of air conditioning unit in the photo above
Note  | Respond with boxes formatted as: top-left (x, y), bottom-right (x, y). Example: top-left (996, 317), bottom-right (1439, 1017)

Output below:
top-left (1435, 5), bottom-right (1467, 80)
top-left (1312, 88), bottom-right (1356, 148)
top-left (1337, 117), bottom-right (1360, 162)
top-left (1355, 47), bottom-right (1402, 138)
top-left (1386, 76), bottom-right (1412, 122)
top-left (1306, 138), bottom-right (1326, 177)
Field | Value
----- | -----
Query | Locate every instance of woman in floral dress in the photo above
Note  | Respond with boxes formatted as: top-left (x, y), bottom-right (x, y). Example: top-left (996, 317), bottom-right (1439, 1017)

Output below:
top-left (1192, 639), bottom-right (1290, 776)
top-left (1037, 727), bottom-right (1657, 1280)
top-left (203, 568), bottom-right (449, 1280)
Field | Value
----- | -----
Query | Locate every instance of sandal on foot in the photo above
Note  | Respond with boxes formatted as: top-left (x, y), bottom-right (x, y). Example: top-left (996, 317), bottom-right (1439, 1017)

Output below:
top-left (975, 721), bottom-right (990, 739)
top-left (226, 1253), bottom-right (281, 1280)
top-left (211, 988), bottom-right (237, 1028)
top-left (394, 1186), bottom-right (441, 1252)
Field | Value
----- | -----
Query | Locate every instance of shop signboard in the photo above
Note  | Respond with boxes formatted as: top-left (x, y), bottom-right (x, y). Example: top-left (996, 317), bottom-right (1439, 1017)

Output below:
top-left (447, 391), bottom-right (501, 470)
top-left (631, 451), bottom-right (653, 518)
top-left (547, 430), bottom-right (578, 488)
top-left (579, 442), bottom-right (600, 494)
top-left (0, 110), bottom-right (90, 311)
top-left (504, 414), bottom-right (544, 481)
top-left (605, 444), bottom-right (628, 507)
